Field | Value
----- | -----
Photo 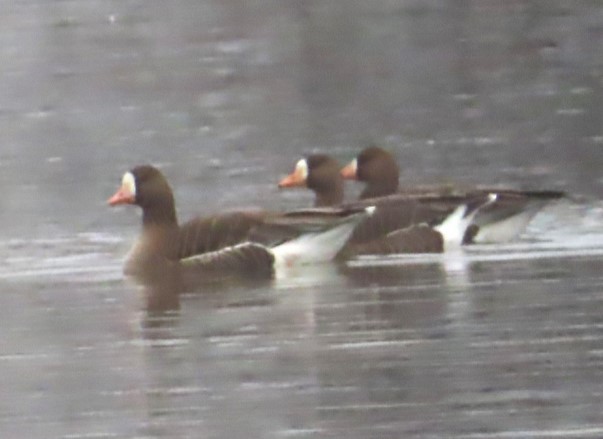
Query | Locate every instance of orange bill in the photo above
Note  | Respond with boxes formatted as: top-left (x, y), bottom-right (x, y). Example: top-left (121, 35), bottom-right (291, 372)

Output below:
top-left (108, 172), bottom-right (136, 206)
top-left (340, 159), bottom-right (358, 180)
top-left (278, 159), bottom-right (308, 188)
top-left (107, 185), bottom-right (135, 205)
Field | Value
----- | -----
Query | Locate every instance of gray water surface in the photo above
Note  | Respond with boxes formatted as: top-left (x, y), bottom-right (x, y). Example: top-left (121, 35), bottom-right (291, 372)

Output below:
top-left (2, 1), bottom-right (603, 438)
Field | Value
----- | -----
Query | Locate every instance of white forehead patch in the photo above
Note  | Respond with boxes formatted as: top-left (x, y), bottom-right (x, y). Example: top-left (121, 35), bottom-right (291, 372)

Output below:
top-left (350, 158), bottom-right (358, 174)
top-left (122, 171), bottom-right (136, 197)
top-left (295, 159), bottom-right (309, 181)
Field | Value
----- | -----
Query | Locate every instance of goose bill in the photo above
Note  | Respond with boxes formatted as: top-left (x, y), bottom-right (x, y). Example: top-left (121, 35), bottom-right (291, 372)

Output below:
top-left (278, 159), bottom-right (308, 188)
top-left (108, 172), bottom-right (136, 205)
top-left (340, 158), bottom-right (358, 180)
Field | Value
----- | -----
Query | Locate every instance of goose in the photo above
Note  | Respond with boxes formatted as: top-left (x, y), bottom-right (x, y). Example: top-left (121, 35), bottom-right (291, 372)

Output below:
top-left (341, 146), bottom-right (565, 243)
top-left (108, 165), bottom-right (373, 279)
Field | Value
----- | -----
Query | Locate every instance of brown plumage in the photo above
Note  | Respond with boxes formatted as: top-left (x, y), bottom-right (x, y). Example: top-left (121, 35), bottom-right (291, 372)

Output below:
top-left (341, 146), bottom-right (565, 243)
top-left (108, 166), bottom-right (270, 272)
top-left (109, 165), bottom-right (372, 277)
top-left (280, 147), bottom-right (564, 252)
top-left (341, 146), bottom-right (400, 199)
top-left (279, 154), bottom-right (344, 206)
top-left (279, 155), bottom-right (492, 255)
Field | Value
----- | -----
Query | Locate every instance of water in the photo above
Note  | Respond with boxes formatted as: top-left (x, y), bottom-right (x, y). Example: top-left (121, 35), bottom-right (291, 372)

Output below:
top-left (2, 1), bottom-right (603, 438)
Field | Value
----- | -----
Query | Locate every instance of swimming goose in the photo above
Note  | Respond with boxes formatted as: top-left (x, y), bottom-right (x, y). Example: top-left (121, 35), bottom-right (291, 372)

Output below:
top-left (279, 156), bottom-right (496, 255)
top-left (341, 146), bottom-right (565, 243)
top-left (108, 165), bottom-right (373, 278)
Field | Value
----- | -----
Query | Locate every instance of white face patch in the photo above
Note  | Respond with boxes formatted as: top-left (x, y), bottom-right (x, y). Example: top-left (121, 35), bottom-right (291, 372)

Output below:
top-left (295, 158), bottom-right (309, 181)
top-left (122, 171), bottom-right (136, 198)
top-left (349, 158), bottom-right (358, 175)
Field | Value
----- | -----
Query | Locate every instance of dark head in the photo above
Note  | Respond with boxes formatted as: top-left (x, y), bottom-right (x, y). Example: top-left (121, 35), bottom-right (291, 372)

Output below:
top-left (278, 154), bottom-right (344, 206)
top-left (108, 165), bottom-right (177, 226)
top-left (341, 146), bottom-right (399, 199)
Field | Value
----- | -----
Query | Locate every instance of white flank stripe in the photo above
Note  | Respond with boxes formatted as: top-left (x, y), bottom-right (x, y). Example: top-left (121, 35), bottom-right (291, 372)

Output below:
top-left (436, 194), bottom-right (497, 248)
top-left (272, 218), bottom-right (359, 272)
top-left (434, 204), bottom-right (468, 247)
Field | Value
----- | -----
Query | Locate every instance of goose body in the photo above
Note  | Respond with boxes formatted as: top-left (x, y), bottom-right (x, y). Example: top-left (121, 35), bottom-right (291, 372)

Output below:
top-left (109, 165), bottom-right (373, 279)
top-left (340, 146), bottom-right (564, 243)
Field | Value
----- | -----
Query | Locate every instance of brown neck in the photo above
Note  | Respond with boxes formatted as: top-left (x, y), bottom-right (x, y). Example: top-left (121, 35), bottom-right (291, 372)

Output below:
top-left (140, 191), bottom-right (178, 228)
top-left (142, 206), bottom-right (177, 228)
top-left (360, 179), bottom-right (398, 199)
top-left (313, 179), bottom-right (344, 207)
top-left (355, 147), bottom-right (400, 199)
top-left (140, 199), bottom-right (180, 260)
